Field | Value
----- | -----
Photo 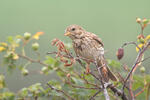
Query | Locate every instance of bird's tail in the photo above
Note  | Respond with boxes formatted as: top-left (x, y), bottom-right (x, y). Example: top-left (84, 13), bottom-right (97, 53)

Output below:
top-left (97, 56), bottom-right (118, 82)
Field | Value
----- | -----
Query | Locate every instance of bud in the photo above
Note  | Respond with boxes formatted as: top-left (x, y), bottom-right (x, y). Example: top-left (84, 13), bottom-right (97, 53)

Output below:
top-left (6, 52), bottom-right (13, 58)
top-left (51, 38), bottom-right (59, 46)
top-left (22, 69), bottom-right (29, 76)
top-left (32, 43), bottom-right (39, 51)
top-left (41, 67), bottom-right (49, 74)
top-left (142, 18), bottom-right (149, 24)
top-left (140, 66), bottom-right (145, 73)
top-left (24, 32), bottom-right (31, 40)
top-left (116, 48), bottom-right (124, 60)
top-left (66, 73), bottom-right (71, 78)
top-left (138, 38), bottom-right (145, 44)
top-left (136, 18), bottom-right (141, 23)
top-left (137, 34), bottom-right (144, 39)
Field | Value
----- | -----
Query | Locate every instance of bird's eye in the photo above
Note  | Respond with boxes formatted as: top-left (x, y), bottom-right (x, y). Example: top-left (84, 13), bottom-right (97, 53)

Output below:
top-left (71, 28), bottom-right (76, 31)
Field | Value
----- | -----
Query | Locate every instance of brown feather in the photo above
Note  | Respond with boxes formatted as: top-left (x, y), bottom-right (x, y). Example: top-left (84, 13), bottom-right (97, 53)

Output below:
top-left (65, 25), bottom-right (117, 82)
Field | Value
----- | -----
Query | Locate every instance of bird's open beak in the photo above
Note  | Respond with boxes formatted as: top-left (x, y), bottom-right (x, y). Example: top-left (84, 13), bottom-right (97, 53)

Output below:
top-left (64, 32), bottom-right (71, 36)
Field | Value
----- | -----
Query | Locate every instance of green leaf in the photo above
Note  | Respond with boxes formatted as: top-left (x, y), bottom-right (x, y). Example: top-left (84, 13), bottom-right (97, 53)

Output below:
top-left (57, 70), bottom-right (65, 77)
top-left (28, 83), bottom-right (45, 97)
top-left (41, 66), bottom-right (51, 75)
top-left (132, 75), bottom-right (144, 90)
top-left (19, 88), bottom-right (28, 97)
top-left (47, 80), bottom-right (61, 90)
top-left (62, 84), bottom-right (70, 92)
top-left (71, 77), bottom-right (84, 86)
top-left (82, 73), bottom-right (94, 82)
top-left (45, 56), bottom-right (56, 64)
top-left (44, 56), bottom-right (59, 68)
top-left (50, 90), bottom-right (63, 97)
top-left (107, 59), bottom-right (121, 69)
top-left (2, 92), bottom-right (15, 100)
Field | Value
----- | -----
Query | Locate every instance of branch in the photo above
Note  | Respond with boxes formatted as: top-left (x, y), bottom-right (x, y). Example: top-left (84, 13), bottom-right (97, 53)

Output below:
top-left (122, 41), bottom-right (150, 98)
top-left (48, 39), bottom-right (132, 100)
top-left (18, 54), bottom-right (48, 67)
top-left (109, 84), bottom-right (128, 100)
top-left (47, 83), bottom-right (74, 100)
top-left (128, 76), bottom-right (135, 100)
top-left (121, 41), bottom-right (141, 51)
top-left (89, 89), bottom-right (103, 100)
top-left (73, 71), bottom-right (99, 88)
top-left (71, 84), bottom-right (99, 90)
top-left (136, 56), bottom-right (150, 64)
top-left (135, 84), bottom-right (148, 97)
top-left (47, 51), bottom-right (101, 82)
top-left (95, 62), bottom-right (110, 100)
top-left (139, 22), bottom-right (144, 34)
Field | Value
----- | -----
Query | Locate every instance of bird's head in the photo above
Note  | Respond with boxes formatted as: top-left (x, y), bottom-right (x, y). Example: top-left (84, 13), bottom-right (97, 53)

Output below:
top-left (64, 24), bottom-right (85, 40)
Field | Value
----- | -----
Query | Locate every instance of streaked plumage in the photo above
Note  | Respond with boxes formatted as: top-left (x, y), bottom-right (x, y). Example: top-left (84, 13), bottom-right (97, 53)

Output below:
top-left (64, 24), bottom-right (117, 82)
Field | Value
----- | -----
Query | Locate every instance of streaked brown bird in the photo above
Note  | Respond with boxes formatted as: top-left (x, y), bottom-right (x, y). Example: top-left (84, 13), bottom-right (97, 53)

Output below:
top-left (64, 24), bottom-right (117, 82)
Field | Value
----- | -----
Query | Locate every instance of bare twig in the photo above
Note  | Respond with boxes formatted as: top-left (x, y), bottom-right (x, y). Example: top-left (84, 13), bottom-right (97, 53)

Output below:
top-left (47, 83), bottom-right (74, 100)
top-left (109, 84), bottom-right (128, 100)
top-left (71, 84), bottom-right (99, 90)
top-left (47, 51), bottom-right (57, 55)
top-left (129, 76), bottom-right (135, 100)
top-left (139, 23), bottom-right (144, 34)
top-left (135, 86), bottom-right (147, 97)
top-left (122, 41), bottom-right (150, 99)
top-left (75, 58), bottom-right (100, 82)
top-left (95, 61), bottom-right (110, 100)
top-left (90, 72), bottom-right (101, 82)
top-left (48, 39), bottom-right (132, 100)
top-left (18, 54), bottom-right (48, 67)
top-left (136, 56), bottom-right (150, 65)
top-left (121, 41), bottom-right (141, 51)
top-left (89, 83), bottom-right (129, 100)
top-left (73, 71), bottom-right (99, 88)
top-left (89, 89), bottom-right (103, 100)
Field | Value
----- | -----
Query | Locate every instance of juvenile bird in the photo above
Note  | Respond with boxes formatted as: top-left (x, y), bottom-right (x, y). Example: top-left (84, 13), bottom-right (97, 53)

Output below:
top-left (64, 24), bottom-right (117, 82)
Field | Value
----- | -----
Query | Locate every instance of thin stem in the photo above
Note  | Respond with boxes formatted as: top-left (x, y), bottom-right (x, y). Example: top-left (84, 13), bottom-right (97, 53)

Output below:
top-left (109, 84), bottom-right (128, 100)
top-left (122, 50), bottom-right (141, 91)
top-left (22, 47), bottom-right (25, 56)
top-left (18, 54), bottom-right (48, 67)
top-left (89, 89), bottom-right (102, 100)
top-left (122, 41), bottom-right (150, 95)
top-left (23, 61), bottom-right (31, 69)
top-left (121, 41), bottom-right (141, 51)
top-left (139, 23), bottom-right (144, 34)
top-left (129, 76), bottom-right (135, 100)
top-left (71, 84), bottom-right (99, 90)
top-left (95, 61), bottom-right (110, 100)
top-left (136, 56), bottom-right (150, 65)
top-left (47, 83), bottom-right (74, 100)
top-left (73, 71), bottom-right (99, 88)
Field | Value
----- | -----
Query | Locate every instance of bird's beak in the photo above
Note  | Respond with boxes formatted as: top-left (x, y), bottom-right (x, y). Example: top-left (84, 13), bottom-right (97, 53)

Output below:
top-left (64, 32), bottom-right (71, 36)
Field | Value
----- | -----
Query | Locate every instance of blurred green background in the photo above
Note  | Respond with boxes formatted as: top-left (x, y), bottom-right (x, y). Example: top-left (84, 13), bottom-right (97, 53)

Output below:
top-left (0, 0), bottom-right (150, 92)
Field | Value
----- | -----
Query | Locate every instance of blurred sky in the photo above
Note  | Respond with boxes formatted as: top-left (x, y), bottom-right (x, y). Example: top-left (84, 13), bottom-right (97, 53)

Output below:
top-left (0, 0), bottom-right (150, 92)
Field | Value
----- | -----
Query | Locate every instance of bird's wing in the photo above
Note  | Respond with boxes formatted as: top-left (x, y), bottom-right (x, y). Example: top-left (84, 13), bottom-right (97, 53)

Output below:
top-left (89, 32), bottom-right (104, 47)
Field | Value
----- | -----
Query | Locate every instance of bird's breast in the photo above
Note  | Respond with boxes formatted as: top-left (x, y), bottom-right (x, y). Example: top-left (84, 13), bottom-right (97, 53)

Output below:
top-left (73, 38), bottom-right (104, 61)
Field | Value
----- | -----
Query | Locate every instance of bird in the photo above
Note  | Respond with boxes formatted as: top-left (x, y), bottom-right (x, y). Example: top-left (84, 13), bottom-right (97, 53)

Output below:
top-left (64, 24), bottom-right (117, 82)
